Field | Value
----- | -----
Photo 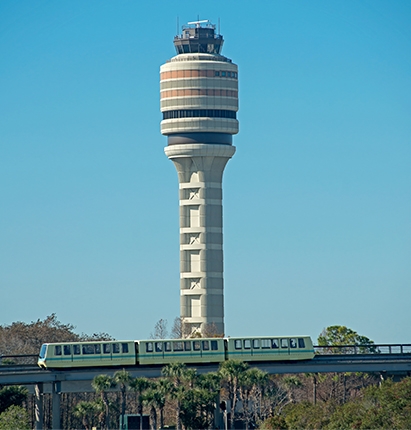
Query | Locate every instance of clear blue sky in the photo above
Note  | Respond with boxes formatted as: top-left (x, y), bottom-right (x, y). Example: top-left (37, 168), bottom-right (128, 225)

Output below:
top-left (1, 1), bottom-right (410, 344)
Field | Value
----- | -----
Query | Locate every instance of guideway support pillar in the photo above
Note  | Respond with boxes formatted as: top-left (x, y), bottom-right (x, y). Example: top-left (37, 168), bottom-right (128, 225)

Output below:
top-left (52, 382), bottom-right (61, 429)
top-left (34, 383), bottom-right (43, 430)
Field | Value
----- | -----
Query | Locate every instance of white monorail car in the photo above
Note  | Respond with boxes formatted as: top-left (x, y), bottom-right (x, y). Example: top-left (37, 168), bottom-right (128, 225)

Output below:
top-left (38, 336), bottom-right (314, 368)
top-left (38, 341), bottom-right (136, 368)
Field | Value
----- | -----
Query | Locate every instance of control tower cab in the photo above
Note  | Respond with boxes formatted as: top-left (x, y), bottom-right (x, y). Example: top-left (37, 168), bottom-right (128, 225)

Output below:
top-left (160, 20), bottom-right (239, 141)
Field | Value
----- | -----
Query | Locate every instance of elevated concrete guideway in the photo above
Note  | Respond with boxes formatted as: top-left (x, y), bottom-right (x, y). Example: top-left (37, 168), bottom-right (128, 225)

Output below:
top-left (1, 349), bottom-right (411, 386)
top-left (1, 348), bottom-right (410, 429)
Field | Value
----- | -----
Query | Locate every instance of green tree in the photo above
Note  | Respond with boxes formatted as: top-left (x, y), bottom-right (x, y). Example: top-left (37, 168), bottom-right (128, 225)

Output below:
top-left (142, 388), bottom-right (158, 430)
top-left (0, 386), bottom-right (27, 413)
top-left (73, 401), bottom-right (99, 430)
top-left (326, 400), bottom-right (365, 429)
top-left (358, 377), bottom-right (411, 429)
top-left (162, 362), bottom-right (190, 430)
top-left (156, 378), bottom-right (172, 429)
top-left (318, 325), bottom-right (376, 354)
top-left (0, 405), bottom-right (30, 430)
top-left (91, 374), bottom-right (116, 430)
top-left (284, 401), bottom-right (330, 429)
top-left (142, 380), bottom-right (173, 430)
top-left (317, 326), bottom-right (378, 404)
top-left (219, 360), bottom-right (249, 429)
top-left (326, 381), bottom-right (403, 429)
top-left (260, 414), bottom-right (288, 430)
top-left (114, 369), bottom-right (132, 428)
top-left (130, 377), bottom-right (150, 430)
top-left (197, 371), bottom-right (221, 425)
top-left (179, 387), bottom-right (216, 429)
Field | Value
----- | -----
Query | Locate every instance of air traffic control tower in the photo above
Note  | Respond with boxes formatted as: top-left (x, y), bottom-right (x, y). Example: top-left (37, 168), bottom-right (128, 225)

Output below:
top-left (161, 20), bottom-right (238, 336)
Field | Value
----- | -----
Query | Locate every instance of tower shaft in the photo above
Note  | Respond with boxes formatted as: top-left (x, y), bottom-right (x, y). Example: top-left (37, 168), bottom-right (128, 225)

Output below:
top-left (165, 144), bottom-right (235, 335)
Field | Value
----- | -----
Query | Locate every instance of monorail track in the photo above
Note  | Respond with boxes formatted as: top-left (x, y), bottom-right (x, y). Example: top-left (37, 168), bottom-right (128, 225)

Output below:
top-left (1, 352), bottom-right (411, 387)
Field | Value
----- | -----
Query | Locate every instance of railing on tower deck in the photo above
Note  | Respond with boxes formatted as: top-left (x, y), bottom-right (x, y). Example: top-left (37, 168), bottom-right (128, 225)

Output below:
top-left (314, 344), bottom-right (411, 355)
top-left (165, 56), bottom-right (232, 63)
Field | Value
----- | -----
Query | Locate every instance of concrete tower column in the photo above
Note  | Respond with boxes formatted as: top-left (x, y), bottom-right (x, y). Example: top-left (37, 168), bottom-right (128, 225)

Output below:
top-left (161, 20), bottom-right (239, 336)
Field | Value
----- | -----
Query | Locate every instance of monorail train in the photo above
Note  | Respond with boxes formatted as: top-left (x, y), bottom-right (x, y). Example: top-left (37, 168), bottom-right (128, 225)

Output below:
top-left (38, 336), bottom-right (314, 368)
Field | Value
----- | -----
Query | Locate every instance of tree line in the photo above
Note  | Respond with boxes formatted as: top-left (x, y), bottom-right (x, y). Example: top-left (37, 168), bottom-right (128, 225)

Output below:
top-left (1, 315), bottom-right (410, 429)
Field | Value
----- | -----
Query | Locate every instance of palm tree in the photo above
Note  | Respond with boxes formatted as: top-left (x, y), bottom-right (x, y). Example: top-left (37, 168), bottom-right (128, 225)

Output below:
top-left (162, 362), bottom-right (189, 430)
top-left (91, 374), bottom-right (116, 430)
top-left (114, 369), bottom-right (132, 429)
top-left (183, 367), bottom-right (198, 389)
top-left (73, 401), bottom-right (98, 430)
top-left (281, 375), bottom-right (302, 404)
top-left (196, 372), bottom-right (221, 427)
top-left (153, 378), bottom-right (172, 429)
top-left (130, 377), bottom-right (150, 430)
top-left (142, 384), bottom-right (166, 430)
top-left (219, 360), bottom-right (249, 429)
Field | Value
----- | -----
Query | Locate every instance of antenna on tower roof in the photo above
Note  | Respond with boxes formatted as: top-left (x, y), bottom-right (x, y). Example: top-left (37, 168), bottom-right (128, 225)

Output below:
top-left (218, 17), bottom-right (220, 35)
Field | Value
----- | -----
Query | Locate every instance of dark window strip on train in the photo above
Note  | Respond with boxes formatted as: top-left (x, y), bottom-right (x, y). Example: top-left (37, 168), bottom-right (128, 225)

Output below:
top-left (163, 109), bottom-right (236, 120)
top-left (145, 340), bottom-right (219, 353)
top-left (54, 342), bottom-right (129, 356)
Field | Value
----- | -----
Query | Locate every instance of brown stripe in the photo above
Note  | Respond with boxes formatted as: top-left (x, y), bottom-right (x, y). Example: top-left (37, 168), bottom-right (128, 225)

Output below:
top-left (161, 89), bottom-right (238, 99)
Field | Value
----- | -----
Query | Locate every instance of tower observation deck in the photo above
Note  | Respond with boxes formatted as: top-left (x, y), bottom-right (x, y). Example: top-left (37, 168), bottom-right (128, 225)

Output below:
top-left (161, 20), bottom-right (238, 336)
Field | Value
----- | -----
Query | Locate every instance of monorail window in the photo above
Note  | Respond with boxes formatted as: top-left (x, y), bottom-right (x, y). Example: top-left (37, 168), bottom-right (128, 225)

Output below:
top-left (290, 338), bottom-right (297, 348)
top-left (63, 345), bottom-right (71, 355)
top-left (253, 339), bottom-right (260, 349)
top-left (211, 340), bottom-right (218, 351)
top-left (155, 342), bottom-right (162, 352)
top-left (164, 342), bottom-right (171, 352)
top-left (103, 344), bottom-right (111, 354)
top-left (173, 342), bottom-right (183, 351)
top-left (82, 345), bottom-right (95, 355)
top-left (146, 343), bottom-right (153, 353)
top-left (244, 340), bottom-right (251, 349)
top-left (262, 339), bottom-right (271, 349)
top-left (122, 343), bottom-right (129, 353)
top-left (184, 341), bottom-right (191, 351)
top-left (272, 339), bottom-right (279, 349)
top-left (73, 345), bottom-right (81, 355)
top-left (235, 340), bottom-right (242, 349)
top-left (113, 343), bottom-right (120, 354)
top-left (281, 339), bottom-right (289, 349)
top-left (298, 338), bottom-right (306, 348)
top-left (39, 345), bottom-right (47, 359)
top-left (95, 344), bottom-right (101, 354)
top-left (193, 341), bottom-right (201, 351)
top-left (55, 345), bottom-right (62, 356)
top-left (202, 341), bottom-right (210, 350)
